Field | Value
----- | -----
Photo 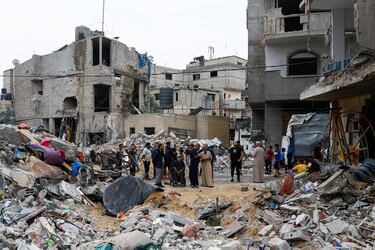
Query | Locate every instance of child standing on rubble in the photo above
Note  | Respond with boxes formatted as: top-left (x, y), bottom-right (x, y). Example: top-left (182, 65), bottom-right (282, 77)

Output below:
top-left (274, 144), bottom-right (282, 177)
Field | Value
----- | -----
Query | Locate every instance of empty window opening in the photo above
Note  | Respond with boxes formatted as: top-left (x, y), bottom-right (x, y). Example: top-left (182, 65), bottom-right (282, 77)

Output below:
top-left (32, 80), bottom-right (43, 95)
top-left (154, 93), bottom-right (160, 101)
top-left (144, 127), bottom-right (155, 135)
top-left (63, 97), bottom-right (78, 110)
top-left (78, 32), bottom-right (85, 40)
top-left (208, 93), bottom-right (216, 101)
top-left (92, 37), bottom-right (100, 66)
top-left (89, 132), bottom-right (105, 145)
top-left (115, 73), bottom-right (121, 81)
top-left (102, 38), bottom-right (111, 66)
top-left (193, 74), bottom-right (200, 81)
top-left (224, 93), bottom-right (227, 99)
top-left (129, 127), bottom-right (135, 135)
top-left (132, 81), bottom-right (140, 109)
top-left (175, 92), bottom-right (179, 102)
top-left (210, 71), bottom-right (218, 78)
top-left (288, 51), bottom-right (318, 76)
top-left (94, 84), bottom-right (111, 112)
top-left (165, 73), bottom-right (173, 80)
top-left (237, 62), bottom-right (243, 66)
top-left (278, 0), bottom-right (303, 32)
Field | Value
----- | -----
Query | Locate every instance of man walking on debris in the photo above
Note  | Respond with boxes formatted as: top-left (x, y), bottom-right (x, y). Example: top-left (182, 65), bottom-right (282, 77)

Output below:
top-left (152, 143), bottom-right (165, 187)
top-left (141, 142), bottom-right (152, 179)
top-left (199, 144), bottom-right (214, 187)
top-left (265, 145), bottom-right (274, 175)
top-left (251, 141), bottom-right (265, 183)
top-left (188, 144), bottom-right (201, 188)
top-left (229, 140), bottom-right (244, 182)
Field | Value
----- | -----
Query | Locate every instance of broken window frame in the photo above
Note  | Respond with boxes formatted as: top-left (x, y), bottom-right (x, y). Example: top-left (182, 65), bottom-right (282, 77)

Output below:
top-left (32, 80), bottom-right (43, 95)
top-left (92, 37), bottom-right (100, 66)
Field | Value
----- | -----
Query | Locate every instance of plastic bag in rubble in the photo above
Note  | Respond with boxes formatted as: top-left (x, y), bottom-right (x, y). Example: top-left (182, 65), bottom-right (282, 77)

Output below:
top-left (0, 199), bottom-right (22, 225)
top-left (103, 176), bottom-right (157, 215)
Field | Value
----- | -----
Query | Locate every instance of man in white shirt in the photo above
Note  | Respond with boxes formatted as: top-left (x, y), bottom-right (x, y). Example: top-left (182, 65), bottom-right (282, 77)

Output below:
top-left (142, 142), bottom-right (152, 179)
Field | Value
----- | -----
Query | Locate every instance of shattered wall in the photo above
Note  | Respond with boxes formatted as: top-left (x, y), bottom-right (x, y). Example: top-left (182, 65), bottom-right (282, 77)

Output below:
top-left (355, 0), bottom-right (375, 50)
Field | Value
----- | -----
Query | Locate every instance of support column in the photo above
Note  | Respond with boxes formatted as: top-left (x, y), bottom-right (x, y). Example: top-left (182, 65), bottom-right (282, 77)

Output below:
top-left (331, 9), bottom-right (345, 62)
top-left (264, 103), bottom-right (282, 146)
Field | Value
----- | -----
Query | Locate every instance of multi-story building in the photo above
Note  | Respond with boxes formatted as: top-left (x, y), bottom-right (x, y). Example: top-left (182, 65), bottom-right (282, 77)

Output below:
top-left (3, 26), bottom-right (151, 144)
top-left (247, 0), bottom-right (330, 145)
top-left (150, 56), bottom-right (247, 135)
top-left (301, 0), bottom-right (375, 161)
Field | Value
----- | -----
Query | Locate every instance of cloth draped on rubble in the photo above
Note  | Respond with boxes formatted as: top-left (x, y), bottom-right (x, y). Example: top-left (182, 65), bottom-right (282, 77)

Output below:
top-left (103, 176), bottom-right (157, 215)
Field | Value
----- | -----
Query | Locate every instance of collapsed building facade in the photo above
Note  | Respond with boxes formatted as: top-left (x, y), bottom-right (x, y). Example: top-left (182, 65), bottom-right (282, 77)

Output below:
top-left (3, 26), bottom-right (151, 144)
top-left (301, 0), bottom-right (375, 162)
top-left (247, 0), bottom-right (333, 145)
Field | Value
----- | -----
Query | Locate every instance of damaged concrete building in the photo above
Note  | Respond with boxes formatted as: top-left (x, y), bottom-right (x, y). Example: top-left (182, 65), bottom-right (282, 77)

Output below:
top-left (301, 0), bottom-right (375, 161)
top-left (3, 26), bottom-right (151, 144)
top-left (247, 0), bottom-right (332, 145)
top-left (150, 56), bottom-right (247, 140)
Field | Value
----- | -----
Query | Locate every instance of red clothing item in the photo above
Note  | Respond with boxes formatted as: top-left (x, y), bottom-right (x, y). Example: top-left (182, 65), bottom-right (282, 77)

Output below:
top-left (265, 148), bottom-right (274, 161)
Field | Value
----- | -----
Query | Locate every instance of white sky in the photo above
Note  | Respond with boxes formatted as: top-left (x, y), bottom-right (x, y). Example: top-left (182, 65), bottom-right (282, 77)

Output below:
top-left (0, 0), bottom-right (248, 85)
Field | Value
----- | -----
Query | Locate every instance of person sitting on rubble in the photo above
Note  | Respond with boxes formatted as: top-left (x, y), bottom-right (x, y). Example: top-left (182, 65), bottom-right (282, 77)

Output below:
top-left (293, 159), bottom-right (308, 174)
top-left (307, 158), bottom-right (321, 180)
top-left (171, 154), bottom-right (186, 186)
top-left (280, 170), bottom-right (295, 196)
top-left (127, 144), bottom-right (138, 176)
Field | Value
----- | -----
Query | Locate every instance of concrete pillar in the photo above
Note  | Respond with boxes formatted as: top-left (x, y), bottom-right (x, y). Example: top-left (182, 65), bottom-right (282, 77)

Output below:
top-left (139, 82), bottom-right (145, 111)
top-left (331, 9), bottom-right (345, 62)
top-left (264, 103), bottom-right (282, 146)
top-left (49, 118), bottom-right (55, 135)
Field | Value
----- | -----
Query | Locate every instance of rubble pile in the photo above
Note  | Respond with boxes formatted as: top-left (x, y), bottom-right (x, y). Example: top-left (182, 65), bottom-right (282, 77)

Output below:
top-left (247, 163), bottom-right (375, 249)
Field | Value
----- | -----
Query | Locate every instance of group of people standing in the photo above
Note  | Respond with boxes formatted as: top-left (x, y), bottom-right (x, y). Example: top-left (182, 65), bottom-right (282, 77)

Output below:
top-left (251, 142), bottom-right (323, 184)
top-left (139, 141), bottom-right (215, 188)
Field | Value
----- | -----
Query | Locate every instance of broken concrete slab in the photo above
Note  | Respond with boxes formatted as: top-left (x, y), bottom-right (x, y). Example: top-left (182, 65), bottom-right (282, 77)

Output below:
top-left (284, 230), bottom-right (312, 242)
top-left (58, 181), bottom-right (82, 202)
top-left (221, 240), bottom-right (242, 250)
top-left (324, 219), bottom-right (349, 234)
top-left (220, 221), bottom-right (245, 238)
top-left (258, 224), bottom-right (273, 237)
top-left (317, 169), bottom-right (346, 194)
top-left (19, 156), bottom-right (67, 180)
top-left (0, 167), bottom-right (35, 189)
top-left (257, 210), bottom-right (283, 230)
top-left (268, 237), bottom-right (290, 250)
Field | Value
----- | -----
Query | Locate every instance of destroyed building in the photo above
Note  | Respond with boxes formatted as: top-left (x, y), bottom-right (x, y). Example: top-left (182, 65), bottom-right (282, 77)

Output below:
top-left (2, 26), bottom-right (151, 144)
top-left (301, 0), bottom-right (375, 161)
top-left (150, 56), bottom-right (248, 140)
top-left (247, 0), bottom-right (332, 145)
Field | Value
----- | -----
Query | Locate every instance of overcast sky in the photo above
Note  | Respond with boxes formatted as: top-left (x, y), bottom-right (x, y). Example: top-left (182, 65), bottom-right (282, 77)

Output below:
top-left (0, 0), bottom-right (247, 85)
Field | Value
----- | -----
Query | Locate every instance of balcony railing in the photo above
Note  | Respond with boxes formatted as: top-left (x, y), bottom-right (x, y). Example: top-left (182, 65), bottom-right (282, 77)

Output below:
top-left (223, 99), bottom-right (246, 110)
top-left (264, 10), bottom-right (331, 38)
top-left (322, 58), bottom-right (352, 74)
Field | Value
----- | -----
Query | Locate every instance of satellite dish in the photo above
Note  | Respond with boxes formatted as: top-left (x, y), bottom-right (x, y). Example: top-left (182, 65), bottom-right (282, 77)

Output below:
top-left (12, 59), bottom-right (20, 67)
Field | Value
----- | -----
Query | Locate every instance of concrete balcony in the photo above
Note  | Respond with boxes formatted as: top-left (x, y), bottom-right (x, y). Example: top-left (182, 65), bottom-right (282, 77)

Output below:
top-left (223, 99), bottom-right (246, 110)
top-left (264, 9), bottom-right (331, 44)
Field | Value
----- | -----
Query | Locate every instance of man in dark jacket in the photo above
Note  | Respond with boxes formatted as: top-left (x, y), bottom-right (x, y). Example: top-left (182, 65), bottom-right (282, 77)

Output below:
top-left (152, 143), bottom-right (165, 187)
